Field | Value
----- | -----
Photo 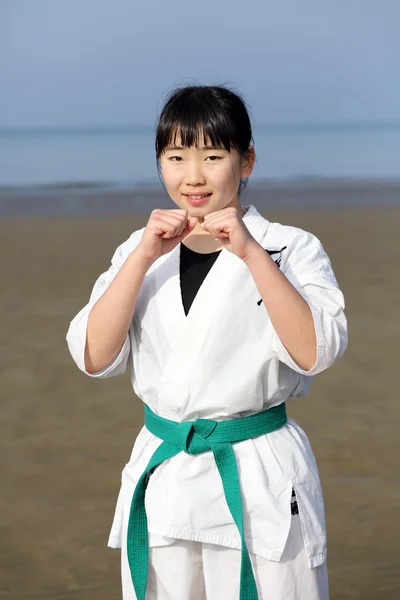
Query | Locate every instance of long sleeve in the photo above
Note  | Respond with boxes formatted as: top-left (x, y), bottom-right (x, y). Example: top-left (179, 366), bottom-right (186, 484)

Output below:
top-left (66, 228), bottom-right (144, 378)
top-left (272, 228), bottom-right (348, 376)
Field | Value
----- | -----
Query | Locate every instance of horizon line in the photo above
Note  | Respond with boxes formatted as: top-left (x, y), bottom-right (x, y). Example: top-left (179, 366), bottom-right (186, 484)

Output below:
top-left (1, 119), bottom-right (400, 135)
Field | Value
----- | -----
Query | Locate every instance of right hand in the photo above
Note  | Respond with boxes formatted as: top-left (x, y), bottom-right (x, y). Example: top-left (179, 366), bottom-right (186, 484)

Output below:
top-left (136, 209), bottom-right (198, 263)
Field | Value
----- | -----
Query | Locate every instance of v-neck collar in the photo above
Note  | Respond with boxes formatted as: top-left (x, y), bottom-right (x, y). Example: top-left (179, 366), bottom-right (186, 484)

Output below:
top-left (154, 204), bottom-right (270, 347)
top-left (180, 244), bottom-right (222, 258)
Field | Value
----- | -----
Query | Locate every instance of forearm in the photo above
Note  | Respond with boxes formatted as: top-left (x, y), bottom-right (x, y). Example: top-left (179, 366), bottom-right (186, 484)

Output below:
top-left (243, 243), bottom-right (316, 371)
top-left (85, 248), bottom-right (153, 373)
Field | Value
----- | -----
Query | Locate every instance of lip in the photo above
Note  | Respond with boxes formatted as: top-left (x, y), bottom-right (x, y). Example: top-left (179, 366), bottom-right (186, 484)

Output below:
top-left (183, 193), bottom-right (212, 206)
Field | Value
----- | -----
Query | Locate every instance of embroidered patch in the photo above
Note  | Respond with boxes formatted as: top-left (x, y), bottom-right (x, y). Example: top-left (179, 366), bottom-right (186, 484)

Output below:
top-left (266, 246), bottom-right (287, 268)
top-left (257, 246), bottom-right (287, 306)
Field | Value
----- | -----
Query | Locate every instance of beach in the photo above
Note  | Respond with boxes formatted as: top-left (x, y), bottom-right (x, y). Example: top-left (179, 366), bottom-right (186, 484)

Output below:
top-left (1, 189), bottom-right (400, 599)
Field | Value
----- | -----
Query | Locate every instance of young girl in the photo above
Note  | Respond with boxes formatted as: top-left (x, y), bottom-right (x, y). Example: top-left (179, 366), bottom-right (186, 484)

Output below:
top-left (67, 85), bottom-right (347, 600)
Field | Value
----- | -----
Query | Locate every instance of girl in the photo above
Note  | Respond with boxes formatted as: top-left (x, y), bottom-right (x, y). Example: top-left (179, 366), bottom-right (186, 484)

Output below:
top-left (67, 85), bottom-right (347, 600)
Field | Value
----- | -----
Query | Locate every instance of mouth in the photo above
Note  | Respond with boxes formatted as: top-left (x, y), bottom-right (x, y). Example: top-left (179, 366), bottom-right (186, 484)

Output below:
top-left (183, 193), bottom-right (212, 206)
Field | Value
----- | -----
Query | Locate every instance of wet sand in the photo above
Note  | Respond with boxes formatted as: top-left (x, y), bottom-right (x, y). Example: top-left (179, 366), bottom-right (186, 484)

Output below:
top-left (1, 205), bottom-right (399, 599)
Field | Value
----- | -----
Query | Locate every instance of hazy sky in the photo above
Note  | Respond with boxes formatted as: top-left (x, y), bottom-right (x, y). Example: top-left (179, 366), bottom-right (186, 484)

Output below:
top-left (1, 0), bottom-right (399, 127)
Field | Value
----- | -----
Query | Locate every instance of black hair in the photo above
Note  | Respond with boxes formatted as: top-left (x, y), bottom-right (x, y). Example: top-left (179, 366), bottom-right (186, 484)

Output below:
top-left (155, 84), bottom-right (254, 195)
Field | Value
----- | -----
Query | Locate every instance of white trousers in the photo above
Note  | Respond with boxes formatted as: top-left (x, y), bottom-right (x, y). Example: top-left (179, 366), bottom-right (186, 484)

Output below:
top-left (121, 515), bottom-right (329, 599)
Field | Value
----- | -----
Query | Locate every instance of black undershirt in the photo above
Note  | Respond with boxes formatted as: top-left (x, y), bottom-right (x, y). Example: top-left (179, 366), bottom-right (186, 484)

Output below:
top-left (179, 243), bottom-right (222, 316)
top-left (178, 242), bottom-right (299, 516)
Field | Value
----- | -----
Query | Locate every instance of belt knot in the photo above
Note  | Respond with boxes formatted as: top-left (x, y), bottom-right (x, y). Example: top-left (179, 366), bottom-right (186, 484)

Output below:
top-left (175, 418), bottom-right (218, 454)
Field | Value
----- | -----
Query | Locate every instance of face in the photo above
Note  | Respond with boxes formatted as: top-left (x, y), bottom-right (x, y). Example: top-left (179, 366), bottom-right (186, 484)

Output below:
top-left (159, 132), bottom-right (255, 219)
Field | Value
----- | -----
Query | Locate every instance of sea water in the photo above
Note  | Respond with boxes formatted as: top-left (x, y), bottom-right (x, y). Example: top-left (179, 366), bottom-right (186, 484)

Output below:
top-left (1, 123), bottom-right (400, 189)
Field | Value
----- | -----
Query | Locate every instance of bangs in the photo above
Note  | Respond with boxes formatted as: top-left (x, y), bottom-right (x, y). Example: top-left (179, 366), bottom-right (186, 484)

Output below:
top-left (162, 122), bottom-right (232, 153)
top-left (156, 87), bottom-right (248, 158)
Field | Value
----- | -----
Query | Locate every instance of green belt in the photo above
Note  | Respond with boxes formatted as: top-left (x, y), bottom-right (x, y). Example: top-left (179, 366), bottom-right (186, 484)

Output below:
top-left (127, 402), bottom-right (287, 600)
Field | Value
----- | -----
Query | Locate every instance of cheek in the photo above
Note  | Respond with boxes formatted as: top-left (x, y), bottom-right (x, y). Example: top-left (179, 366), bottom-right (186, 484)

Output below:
top-left (161, 166), bottom-right (180, 191)
top-left (212, 163), bottom-right (241, 191)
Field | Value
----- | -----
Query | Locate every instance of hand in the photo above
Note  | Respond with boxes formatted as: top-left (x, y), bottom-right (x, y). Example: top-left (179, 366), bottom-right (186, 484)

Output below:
top-left (200, 207), bottom-right (259, 260)
top-left (136, 209), bottom-right (198, 263)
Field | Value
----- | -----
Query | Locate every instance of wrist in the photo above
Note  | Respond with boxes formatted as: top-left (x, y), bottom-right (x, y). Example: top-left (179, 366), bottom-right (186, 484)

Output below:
top-left (131, 247), bottom-right (157, 270)
top-left (242, 240), bottom-right (266, 266)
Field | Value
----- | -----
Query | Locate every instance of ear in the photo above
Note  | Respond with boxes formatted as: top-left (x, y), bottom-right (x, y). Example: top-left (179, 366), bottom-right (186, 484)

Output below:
top-left (240, 146), bottom-right (256, 178)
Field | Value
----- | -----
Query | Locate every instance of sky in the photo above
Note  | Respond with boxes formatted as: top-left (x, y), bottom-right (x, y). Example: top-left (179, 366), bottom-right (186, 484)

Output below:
top-left (1, 0), bottom-right (400, 128)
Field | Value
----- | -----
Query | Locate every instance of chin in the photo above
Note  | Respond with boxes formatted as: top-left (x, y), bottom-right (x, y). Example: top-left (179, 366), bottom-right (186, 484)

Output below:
top-left (189, 199), bottom-right (226, 215)
top-left (186, 203), bottom-right (212, 212)
top-left (181, 200), bottom-right (211, 213)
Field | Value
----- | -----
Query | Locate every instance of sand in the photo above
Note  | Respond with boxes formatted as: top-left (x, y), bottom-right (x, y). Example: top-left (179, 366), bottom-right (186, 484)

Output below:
top-left (1, 205), bottom-right (399, 599)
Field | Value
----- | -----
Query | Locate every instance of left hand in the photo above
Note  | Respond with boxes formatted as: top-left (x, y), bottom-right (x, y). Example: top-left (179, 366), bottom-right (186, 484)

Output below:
top-left (200, 207), bottom-right (260, 261)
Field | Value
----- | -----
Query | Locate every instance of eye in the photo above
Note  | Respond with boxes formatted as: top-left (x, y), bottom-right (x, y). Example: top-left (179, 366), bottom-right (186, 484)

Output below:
top-left (169, 156), bottom-right (183, 162)
top-left (206, 155), bottom-right (222, 162)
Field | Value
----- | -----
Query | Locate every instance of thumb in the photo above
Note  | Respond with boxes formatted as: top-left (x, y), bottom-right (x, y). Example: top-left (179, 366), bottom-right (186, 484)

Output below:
top-left (176, 218), bottom-right (198, 243)
top-left (187, 216), bottom-right (198, 231)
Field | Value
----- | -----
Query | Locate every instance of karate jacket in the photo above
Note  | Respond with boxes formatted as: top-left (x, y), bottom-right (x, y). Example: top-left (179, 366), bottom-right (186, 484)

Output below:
top-left (66, 204), bottom-right (348, 568)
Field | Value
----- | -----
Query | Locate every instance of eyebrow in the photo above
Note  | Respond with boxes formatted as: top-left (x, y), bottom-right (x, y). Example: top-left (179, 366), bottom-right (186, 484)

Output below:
top-left (165, 145), bottom-right (224, 151)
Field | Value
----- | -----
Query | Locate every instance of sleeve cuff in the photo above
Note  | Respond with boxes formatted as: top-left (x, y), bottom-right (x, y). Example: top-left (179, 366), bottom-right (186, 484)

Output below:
top-left (84, 332), bottom-right (131, 378)
top-left (66, 305), bottom-right (131, 378)
top-left (273, 303), bottom-right (327, 376)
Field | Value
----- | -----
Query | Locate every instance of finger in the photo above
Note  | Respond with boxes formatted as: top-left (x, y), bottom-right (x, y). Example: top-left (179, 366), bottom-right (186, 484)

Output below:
top-left (150, 218), bottom-right (182, 239)
top-left (203, 207), bottom-right (238, 223)
top-left (151, 212), bottom-right (187, 229)
top-left (201, 220), bottom-right (226, 236)
top-left (150, 215), bottom-right (187, 238)
top-left (202, 215), bottom-right (232, 232)
top-left (203, 210), bottom-right (240, 233)
top-left (202, 219), bottom-right (232, 237)
top-left (163, 209), bottom-right (189, 234)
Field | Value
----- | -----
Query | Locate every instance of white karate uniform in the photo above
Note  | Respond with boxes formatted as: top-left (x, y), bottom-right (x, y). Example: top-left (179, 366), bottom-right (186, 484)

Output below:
top-left (66, 204), bottom-right (347, 599)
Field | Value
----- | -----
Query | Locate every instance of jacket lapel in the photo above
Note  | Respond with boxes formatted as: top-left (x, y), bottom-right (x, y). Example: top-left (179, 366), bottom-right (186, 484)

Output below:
top-left (153, 205), bottom-right (270, 406)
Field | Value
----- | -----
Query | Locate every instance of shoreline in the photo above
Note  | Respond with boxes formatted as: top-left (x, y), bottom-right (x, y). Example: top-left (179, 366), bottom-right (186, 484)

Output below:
top-left (1, 177), bottom-right (400, 218)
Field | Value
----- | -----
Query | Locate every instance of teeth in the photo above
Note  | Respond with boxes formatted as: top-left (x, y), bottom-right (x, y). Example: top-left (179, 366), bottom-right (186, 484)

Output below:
top-left (187, 194), bottom-right (210, 199)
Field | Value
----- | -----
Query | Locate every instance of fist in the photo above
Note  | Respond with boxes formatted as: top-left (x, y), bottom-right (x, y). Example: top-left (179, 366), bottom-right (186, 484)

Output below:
top-left (137, 209), bottom-right (198, 262)
top-left (201, 207), bottom-right (258, 260)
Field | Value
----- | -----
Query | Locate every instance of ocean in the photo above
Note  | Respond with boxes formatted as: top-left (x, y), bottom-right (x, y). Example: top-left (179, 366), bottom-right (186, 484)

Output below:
top-left (1, 123), bottom-right (400, 190)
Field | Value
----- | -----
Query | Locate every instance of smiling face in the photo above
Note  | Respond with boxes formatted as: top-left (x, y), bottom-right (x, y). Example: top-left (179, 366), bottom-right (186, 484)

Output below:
top-left (159, 130), bottom-right (255, 219)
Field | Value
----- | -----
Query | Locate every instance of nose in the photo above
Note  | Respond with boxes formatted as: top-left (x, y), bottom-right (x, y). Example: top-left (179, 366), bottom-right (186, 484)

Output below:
top-left (184, 159), bottom-right (206, 186)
